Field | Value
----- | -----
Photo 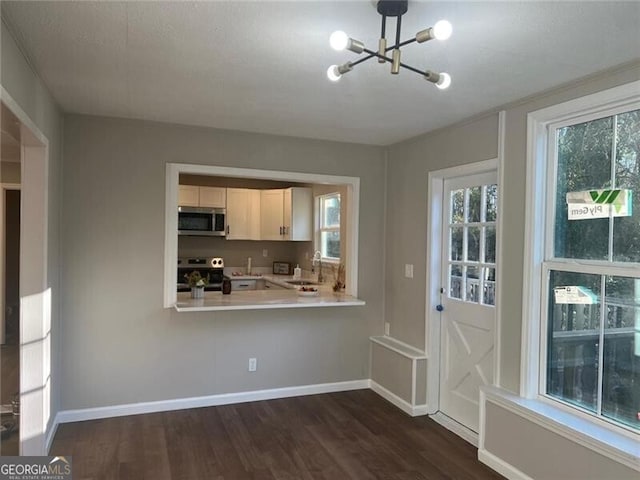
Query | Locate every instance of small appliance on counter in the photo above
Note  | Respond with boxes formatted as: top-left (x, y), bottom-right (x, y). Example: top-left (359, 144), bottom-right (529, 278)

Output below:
top-left (272, 261), bottom-right (292, 275)
top-left (177, 257), bottom-right (226, 292)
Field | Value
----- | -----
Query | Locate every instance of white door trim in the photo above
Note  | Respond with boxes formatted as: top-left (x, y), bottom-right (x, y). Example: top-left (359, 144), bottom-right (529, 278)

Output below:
top-left (425, 112), bottom-right (506, 434)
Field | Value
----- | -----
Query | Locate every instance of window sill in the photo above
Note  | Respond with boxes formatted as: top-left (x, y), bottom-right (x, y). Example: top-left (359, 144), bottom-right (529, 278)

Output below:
top-left (481, 386), bottom-right (640, 472)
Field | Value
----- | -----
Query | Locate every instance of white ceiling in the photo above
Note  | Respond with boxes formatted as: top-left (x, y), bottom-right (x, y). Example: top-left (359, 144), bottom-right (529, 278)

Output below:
top-left (3, 1), bottom-right (639, 145)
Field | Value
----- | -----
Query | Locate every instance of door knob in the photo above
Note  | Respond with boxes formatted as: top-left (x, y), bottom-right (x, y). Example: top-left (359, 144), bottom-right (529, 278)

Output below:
top-left (436, 304), bottom-right (444, 312)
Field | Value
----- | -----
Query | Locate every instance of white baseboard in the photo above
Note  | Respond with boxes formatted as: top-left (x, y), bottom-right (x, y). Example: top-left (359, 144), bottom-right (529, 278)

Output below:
top-left (55, 379), bottom-right (370, 424)
top-left (369, 380), bottom-right (428, 417)
top-left (429, 411), bottom-right (478, 447)
top-left (478, 449), bottom-right (534, 480)
top-left (45, 419), bottom-right (59, 454)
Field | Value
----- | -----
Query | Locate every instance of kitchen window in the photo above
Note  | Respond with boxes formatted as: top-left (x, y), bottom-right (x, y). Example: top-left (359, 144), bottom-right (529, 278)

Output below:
top-left (317, 193), bottom-right (341, 262)
top-left (524, 81), bottom-right (640, 439)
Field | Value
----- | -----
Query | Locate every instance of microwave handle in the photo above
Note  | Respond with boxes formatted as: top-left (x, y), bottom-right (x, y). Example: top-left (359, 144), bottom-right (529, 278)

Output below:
top-left (226, 225), bottom-right (230, 235)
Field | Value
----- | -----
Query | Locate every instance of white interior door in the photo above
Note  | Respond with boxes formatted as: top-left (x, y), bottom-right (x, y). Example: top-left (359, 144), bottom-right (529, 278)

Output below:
top-left (439, 172), bottom-right (497, 433)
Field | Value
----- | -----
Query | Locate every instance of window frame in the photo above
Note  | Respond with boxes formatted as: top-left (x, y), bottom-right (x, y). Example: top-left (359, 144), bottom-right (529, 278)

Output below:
top-left (523, 80), bottom-right (640, 441)
top-left (315, 192), bottom-right (341, 264)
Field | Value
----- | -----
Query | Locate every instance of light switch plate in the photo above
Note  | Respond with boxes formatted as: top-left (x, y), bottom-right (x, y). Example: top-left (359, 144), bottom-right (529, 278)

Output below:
top-left (405, 264), bottom-right (414, 278)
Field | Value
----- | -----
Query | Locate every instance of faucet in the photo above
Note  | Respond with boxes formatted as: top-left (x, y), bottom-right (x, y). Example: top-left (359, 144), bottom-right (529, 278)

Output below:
top-left (312, 250), bottom-right (323, 283)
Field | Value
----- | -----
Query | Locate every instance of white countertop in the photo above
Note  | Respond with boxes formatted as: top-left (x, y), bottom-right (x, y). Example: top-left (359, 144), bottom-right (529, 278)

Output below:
top-left (174, 289), bottom-right (365, 312)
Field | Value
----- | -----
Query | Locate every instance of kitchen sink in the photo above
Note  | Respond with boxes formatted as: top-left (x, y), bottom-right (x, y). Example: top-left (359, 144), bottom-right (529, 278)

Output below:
top-left (285, 280), bottom-right (318, 286)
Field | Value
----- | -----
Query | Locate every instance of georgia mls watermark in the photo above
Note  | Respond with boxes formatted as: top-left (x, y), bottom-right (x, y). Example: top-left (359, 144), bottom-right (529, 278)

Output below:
top-left (0, 456), bottom-right (72, 480)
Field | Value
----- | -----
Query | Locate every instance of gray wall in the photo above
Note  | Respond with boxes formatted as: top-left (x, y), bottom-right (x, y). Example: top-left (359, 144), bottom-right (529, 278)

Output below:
top-left (61, 114), bottom-right (386, 409)
top-left (484, 402), bottom-right (638, 479)
top-left (1, 17), bottom-right (63, 440)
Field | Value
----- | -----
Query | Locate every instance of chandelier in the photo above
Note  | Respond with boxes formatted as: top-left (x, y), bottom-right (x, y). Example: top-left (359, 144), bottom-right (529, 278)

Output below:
top-left (327, 0), bottom-right (452, 89)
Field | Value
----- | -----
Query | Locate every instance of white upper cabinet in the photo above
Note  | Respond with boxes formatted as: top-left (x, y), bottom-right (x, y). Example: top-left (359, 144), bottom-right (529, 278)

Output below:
top-left (261, 189), bottom-right (287, 240)
top-left (226, 188), bottom-right (261, 240)
top-left (260, 187), bottom-right (312, 241)
top-left (178, 186), bottom-right (226, 208)
top-left (199, 187), bottom-right (226, 208)
top-left (178, 185), bottom-right (200, 207)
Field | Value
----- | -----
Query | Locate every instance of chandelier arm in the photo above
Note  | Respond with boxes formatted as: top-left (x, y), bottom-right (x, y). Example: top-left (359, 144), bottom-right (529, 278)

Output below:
top-left (380, 14), bottom-right (386, 39)
top-left (386, 37), bottom-right (417, 51)
top-left (362, 47), bottom-right (424, 76)
top-left (398, 62), bottom-right (425, 76)
top-left (351, 53), bottom-right (378, 67)
top-left (363, 47), bottom-right (391, 62)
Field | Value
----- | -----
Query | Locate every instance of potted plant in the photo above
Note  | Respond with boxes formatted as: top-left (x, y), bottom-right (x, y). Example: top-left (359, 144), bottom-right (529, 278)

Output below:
top-left (331, 263), bottom-right (346, 297)
top-left (185, 271), bottom-right (209, 299)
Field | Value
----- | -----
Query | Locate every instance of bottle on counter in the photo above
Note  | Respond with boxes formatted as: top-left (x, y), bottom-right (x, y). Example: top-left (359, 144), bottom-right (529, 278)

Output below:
top-left (293, 264), bottom-right (302, 280)
top-left (222, 278), bottom-right (232, 294)
top-left (247, 256), bottom-right (252, 275)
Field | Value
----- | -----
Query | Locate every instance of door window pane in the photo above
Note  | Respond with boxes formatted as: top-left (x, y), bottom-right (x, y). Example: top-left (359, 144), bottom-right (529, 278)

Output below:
top-left (449, 264), bottom-right (462, 300)
top-left (484, 226), bottom-right (496, 264)
top-left (485, 184), bottom-right (498, 222)
top-left (465, 266), bottom-right (480, 303)
top-left (467, 227), bottom-right (480, 262)
top-left (450, 227), bottom-right (463, 261)
top-left (483, 267), bottom-right (496, 306)
top-left (451, 189), bottom-right (464, 223)
top-left (467, 187), bottom-right (481, 223)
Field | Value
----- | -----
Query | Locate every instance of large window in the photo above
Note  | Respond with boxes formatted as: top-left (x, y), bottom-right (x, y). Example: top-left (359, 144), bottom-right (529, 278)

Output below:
top-left (317, 193), bottom-right (340, 261)
top-left (543, 106), bottom-right (639, 433)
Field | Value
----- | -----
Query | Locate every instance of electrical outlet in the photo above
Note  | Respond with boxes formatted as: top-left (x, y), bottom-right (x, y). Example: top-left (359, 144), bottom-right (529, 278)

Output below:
top-left (262, 249), bottom-right (268, 257)
top-left (248, 357), bottom-right (257, 372)
top-left (384, 322), bottom-right (390, 336)
top-left (405, 264), bottom-right (414, 278)
top-left (305, 251), bottom-right (309, 259)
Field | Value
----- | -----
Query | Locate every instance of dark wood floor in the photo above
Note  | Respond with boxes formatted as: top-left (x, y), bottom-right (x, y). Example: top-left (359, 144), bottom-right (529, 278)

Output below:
top-left (51, 389), bottom-right (504, 480)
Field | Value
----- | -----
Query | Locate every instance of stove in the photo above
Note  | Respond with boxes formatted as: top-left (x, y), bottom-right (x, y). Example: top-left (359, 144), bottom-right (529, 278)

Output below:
top-left (177, 257), bottom-right (226, 292)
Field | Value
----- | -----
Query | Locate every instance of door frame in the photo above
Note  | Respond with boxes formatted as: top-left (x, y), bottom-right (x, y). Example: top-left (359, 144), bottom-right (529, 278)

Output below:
top-left (425, 158), bottom-right (500, 443)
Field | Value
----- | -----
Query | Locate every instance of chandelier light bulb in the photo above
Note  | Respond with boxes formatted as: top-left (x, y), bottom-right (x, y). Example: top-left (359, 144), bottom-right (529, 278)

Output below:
top-left (327, 65), bottom-right (341, 82)
top-left (329, 31), bottom-right (349, 51)
top-left (436, 72), bottom-right (452, 89)
top-left (433, 20), bottom-right (452, 41)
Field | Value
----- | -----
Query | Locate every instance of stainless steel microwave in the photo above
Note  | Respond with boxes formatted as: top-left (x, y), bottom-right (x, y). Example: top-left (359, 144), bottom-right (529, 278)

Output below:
top-left (178, 207), bottom-right (226, 236)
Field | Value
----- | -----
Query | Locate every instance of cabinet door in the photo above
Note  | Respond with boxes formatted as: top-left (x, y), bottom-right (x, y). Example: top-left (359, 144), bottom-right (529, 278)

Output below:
top-left (288, 187), bottom-right (313, 241)
top-left (199, 187), bottom-right (226, 208)
top-left (226, 188), bottom-right (261, 240)
top-left (260, 189), bottom-right (284, 240)
top-left (178, 185), bottom-right (199, 207)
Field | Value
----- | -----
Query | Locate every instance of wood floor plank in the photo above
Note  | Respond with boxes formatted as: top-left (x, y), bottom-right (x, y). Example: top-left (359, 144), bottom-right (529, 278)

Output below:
top-left (50, 390), bottom-right (504, 480)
